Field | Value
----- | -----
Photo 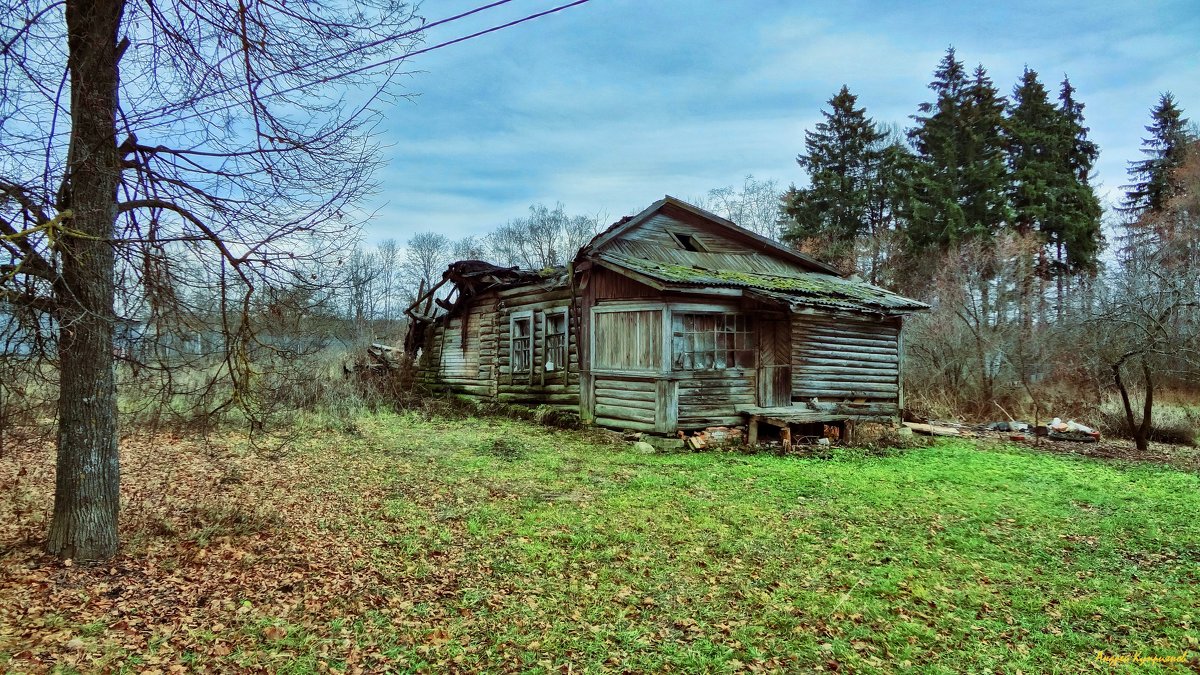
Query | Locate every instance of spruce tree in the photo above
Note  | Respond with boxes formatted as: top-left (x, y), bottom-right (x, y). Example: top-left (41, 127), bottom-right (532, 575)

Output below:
top-left (782, 85), bottom-right (883, 266)
top-left (959, 64), bottom-right (1010, 241)
top-left (907, 48), bottom-right (970, 251)
top-left (1005, 68), bottom-right (1060, 238)
top-left (1004, 67), bottom-right (1060, 327)
top-left (1050, 77), bottom-right (1102, 276)
top-left (1003, 69), bottom-right (1102, 324)
top-left (1122, 93), bottom-right (1191, 216)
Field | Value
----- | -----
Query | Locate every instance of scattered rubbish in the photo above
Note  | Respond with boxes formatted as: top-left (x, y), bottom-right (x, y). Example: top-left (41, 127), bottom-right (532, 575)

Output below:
top-left (1043, 418), bottom-right (1102, 442)
top-left (686, 426), bottom-right (744, 450)
top-left (987, 420), bottom-right (1030, 433)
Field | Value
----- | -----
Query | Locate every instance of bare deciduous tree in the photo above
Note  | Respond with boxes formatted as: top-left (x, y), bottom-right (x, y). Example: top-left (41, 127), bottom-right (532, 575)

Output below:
top-left (1, 0), bottom-right (423, 560)
top-left (485, 203), bottom-right (600, 269)
top-left (1085, 261), bottom-right (1199, 451)
top-left (404, 231), bottom-right (452, 301)
top-left (702, 175), bottom-right (783, 240)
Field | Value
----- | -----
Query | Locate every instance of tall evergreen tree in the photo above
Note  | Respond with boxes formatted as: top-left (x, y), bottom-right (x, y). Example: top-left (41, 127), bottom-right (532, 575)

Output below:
top-left (861, 126), bottom-right (917, 285)
top-left (906, 48), bottom-right (970, 251)
top-left (782, 85), bottom-right (883, 266)
top-left (1003, 67), bottom-right (1060, 327)
top-left (907, 50), bottom-right (1010, 251)
top-left (1005, 68), bottom-right (1061, 238)
top-left (1050, 77), bottom-right (1102, 276)
top-left (959, 64), bottom-right (1011, 240)
top-left (1122, 93), bottom-right (1192, 216)
top-left (1003, 69), bottom-right (1102, 324)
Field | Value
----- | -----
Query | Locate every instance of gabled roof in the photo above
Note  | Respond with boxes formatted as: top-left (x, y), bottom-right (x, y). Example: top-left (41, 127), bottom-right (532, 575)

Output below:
top-left (579, 195), bottom-right (843, 276)
top-left (595, 252), bottom-right (928, 315)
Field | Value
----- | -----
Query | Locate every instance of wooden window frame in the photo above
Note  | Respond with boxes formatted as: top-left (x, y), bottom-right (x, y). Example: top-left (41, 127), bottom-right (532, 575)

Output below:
top-left (668, 230), bottom-right (707, 252)
top-left (543, 308), bottom-right (568, 374)
top-left (671, 311), bottom-right (754, 371)
top-left (510, 310), bottom-right (533, 376)
top-left (589, 301), bottom-right (667, 375)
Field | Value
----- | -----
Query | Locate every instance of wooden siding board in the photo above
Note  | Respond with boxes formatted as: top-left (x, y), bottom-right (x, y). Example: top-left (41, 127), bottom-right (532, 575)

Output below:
top-left (793, 314), bottom-right (901, 407)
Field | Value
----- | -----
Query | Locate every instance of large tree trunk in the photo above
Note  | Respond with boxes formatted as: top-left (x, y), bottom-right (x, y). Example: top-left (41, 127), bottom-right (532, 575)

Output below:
top-left (47, 0), bottom-right (126, 561)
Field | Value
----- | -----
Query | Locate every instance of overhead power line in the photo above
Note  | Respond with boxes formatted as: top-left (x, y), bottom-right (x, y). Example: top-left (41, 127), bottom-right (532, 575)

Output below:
top-left (143, 0), bottom-right (594, 131)
top-left (140, 0), bottom-right (520, 125)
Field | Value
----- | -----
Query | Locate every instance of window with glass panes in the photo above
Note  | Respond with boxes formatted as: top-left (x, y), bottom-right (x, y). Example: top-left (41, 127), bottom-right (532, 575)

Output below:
top-left (511, 316), bottom-right (532, 373)
top-left (545, 311), bottom-right (567, 371)
top-left (671, 313), bottom-right (753, 370)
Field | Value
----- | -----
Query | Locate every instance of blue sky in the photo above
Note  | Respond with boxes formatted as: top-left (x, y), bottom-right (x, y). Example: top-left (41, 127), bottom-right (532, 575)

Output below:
top-left (363, 0), bottom-right (1200, 243)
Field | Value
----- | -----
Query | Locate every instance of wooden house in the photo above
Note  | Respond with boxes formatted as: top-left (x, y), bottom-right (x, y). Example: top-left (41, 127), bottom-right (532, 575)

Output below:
top-left (405, 196), bottom-right (927, 441)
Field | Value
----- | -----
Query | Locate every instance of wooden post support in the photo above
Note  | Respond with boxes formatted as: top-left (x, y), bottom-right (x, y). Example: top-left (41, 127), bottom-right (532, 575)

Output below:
top-left (780, 425), bottom-right (792, 453)
top-left (748, 416), bottom-right (759, 446)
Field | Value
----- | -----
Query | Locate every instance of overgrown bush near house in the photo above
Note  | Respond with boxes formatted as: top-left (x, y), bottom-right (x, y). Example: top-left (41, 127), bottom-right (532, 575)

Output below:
top-left (1097, 397), bottom-right (1199, 447)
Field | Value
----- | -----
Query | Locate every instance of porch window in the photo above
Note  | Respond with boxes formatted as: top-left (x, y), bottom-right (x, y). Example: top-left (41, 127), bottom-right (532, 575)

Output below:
top-left (545, 311), bottom-right (567, 372)
top-left (672, 313), bottom-right (753, 370)
top-left (511, 315), bottom-right (532, 373)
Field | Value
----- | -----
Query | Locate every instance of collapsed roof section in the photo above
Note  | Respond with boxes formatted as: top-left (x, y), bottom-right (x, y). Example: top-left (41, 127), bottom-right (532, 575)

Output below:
top-left (405, 260), bottom-right (569, 324)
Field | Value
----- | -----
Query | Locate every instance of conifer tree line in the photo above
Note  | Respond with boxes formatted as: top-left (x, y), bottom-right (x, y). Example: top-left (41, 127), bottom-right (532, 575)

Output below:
top-left (783, 48), bottom-right (1108, 307)
top-left (781, 47), bottom-right (1198, 433)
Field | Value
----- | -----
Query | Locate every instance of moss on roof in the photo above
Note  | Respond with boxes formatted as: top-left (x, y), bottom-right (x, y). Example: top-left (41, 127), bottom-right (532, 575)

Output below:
top-left (601, 253), bottom-right (927, 312)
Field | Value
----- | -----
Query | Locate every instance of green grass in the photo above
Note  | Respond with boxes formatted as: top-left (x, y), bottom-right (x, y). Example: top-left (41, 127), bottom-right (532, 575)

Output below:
top-left (301, 411), bottom-right (1200, 672)
top-left (3, 409), bottom-right (1198, 673)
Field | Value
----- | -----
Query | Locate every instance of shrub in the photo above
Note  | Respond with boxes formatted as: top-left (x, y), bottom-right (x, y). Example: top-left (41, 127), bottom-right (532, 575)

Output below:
top-left (1097, 398), bottom-right (1199, 447)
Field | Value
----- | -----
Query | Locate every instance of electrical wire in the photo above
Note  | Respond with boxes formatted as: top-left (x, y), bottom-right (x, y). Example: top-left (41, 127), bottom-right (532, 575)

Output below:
top-left (139, 0), bottom-right (594, 131)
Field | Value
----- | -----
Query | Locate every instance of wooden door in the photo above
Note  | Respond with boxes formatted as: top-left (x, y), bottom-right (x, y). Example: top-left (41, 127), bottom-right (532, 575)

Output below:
top-left (757, 318), bottom-right (792, 408)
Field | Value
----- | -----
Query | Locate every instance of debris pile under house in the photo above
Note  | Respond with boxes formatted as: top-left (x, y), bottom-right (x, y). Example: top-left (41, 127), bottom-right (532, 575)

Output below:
top-left (404, 196), bottom-right (929, 443)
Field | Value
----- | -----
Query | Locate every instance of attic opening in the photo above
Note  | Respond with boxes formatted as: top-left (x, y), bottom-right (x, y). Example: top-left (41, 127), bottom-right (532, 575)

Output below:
top-left (669, 231), bottom-right (707, 252)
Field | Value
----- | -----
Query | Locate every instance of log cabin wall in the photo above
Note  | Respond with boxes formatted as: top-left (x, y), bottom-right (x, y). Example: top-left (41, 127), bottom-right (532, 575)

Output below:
top-left (419, 283), bottom-right (581, 411)
top-left (791, 313), bottom-right (901, 413)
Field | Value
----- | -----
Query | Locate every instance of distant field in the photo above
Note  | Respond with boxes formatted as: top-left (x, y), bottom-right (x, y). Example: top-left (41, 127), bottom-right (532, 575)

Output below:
top-left (2, 412), bottom-right (1198, 673)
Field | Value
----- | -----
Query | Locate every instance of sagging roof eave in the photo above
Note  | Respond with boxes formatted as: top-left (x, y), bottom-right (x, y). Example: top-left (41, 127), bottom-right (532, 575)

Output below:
top-left (742, 288), bottom-right (928, 319)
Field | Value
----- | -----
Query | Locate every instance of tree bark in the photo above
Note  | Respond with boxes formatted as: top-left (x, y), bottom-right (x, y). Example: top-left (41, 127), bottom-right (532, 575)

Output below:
top-left (47, 0), bottom-right (126, 561)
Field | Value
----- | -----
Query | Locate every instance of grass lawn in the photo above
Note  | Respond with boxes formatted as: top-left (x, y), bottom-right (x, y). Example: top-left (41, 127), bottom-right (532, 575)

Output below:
top-left (2, 410), bottom-right (1198, 673)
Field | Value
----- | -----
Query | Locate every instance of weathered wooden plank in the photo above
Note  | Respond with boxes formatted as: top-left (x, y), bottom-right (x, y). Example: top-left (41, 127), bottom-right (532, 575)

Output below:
top-left (798, 353), bottom-right (898, 366)
top-left (792, 387), bottom-right (895, 399)
top-left (497, 383), bottom-right (573, 394)
top-left (594, 377), bottom-right (656, 391)
top-left (655, 379), bottom-right (678, 433)
top-left (594, 387), bottom-right (655, 402)
top-left (793, 364), bottom-right (899, 377)
top-left (496, 392), bottom-right (579, 404)
top-left (796, 380), bottom-right (898, 393)
top-left (595, 404), bottom-right (655, 424)
top-left (797, 333), bottom-right (897, 349)
top-left (796, 343), bottom-right (897, 358)
top-left (679, 415), bottom-right (745, 428)
top-left (594, 416), bottom-right (657, 433)
top-left (596, 395), bottom-right (656, 412)
top-left (792, 373), bottom-right (898, 385)
top-left (681, 391), bottom-right (753, 401)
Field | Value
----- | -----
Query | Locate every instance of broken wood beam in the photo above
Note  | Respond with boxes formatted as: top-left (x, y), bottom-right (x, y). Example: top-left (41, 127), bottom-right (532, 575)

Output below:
top-left (902, 422), bottom-right (960, 437)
